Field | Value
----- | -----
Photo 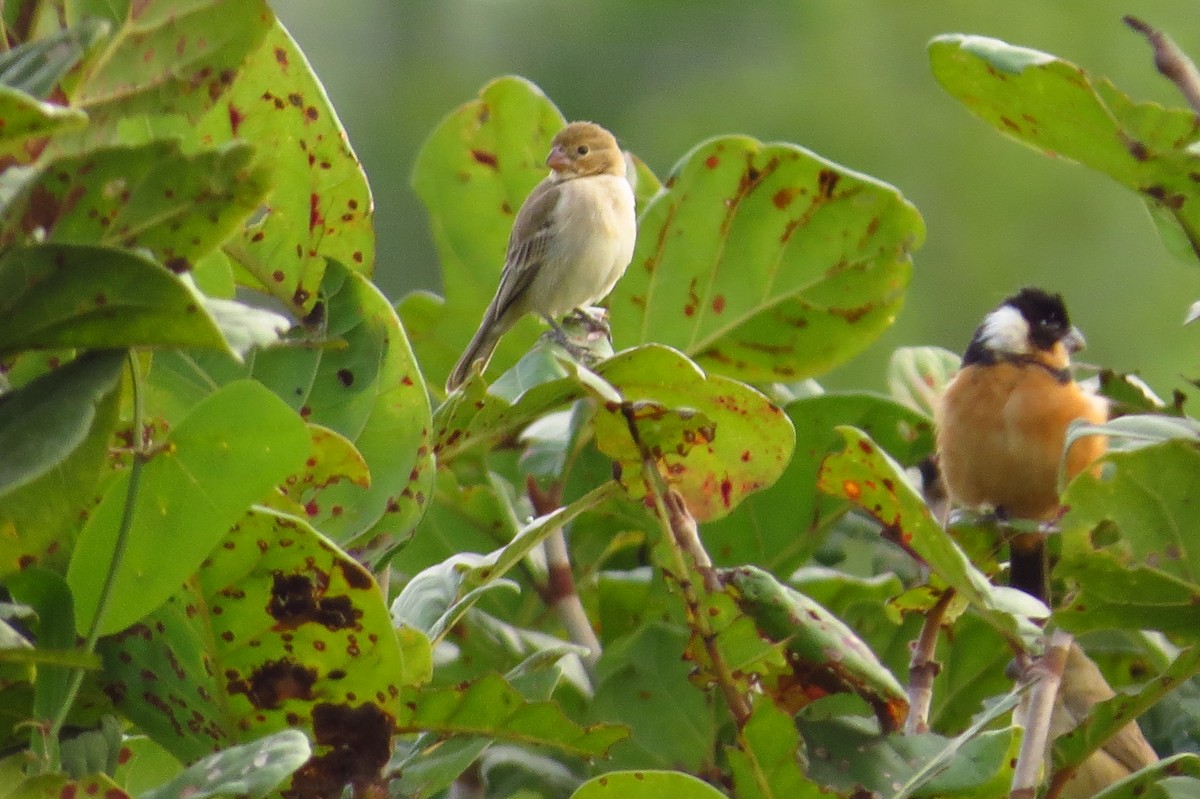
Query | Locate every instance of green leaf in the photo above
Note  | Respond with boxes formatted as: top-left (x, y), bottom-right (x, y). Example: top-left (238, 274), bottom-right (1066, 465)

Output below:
top-left (818, 426), bottom-right (1045, 648)
top-left (466, 484), bottom-right (616, 586)
top-left (571, 771), bottom-right (728, 799)
top-left (97, 506), bottom-right (410, 793)
top-left (1057, 441), bottom-right (1200, 636)
top-left (69, 0), bottom-right (273, 137)
top-left (0, 244), bottom-right (237, 357)
top-left (0, 140), bottom-right (272, 273)
top-left (0, 88), bottom-right (87, 163)
top-left (1064, 414), bottom-right (1200, 456)
top-left (591, 346), bottom-right (795, 521)
top-left (149, 261), bottom-right (434, 556)
top-left (589, 624), bottom-right (717, 772)
top-left (0, 19), bottom-right (107, 99)
top-left (139, 729), bottom-right (309, 799)
top-left (726, 565), bottom-right (908, 730)
top-left (1050, 646), bottom-right (1200, 788)
top-left (4, 772), bottom-right (131, 799)
top-left (801, 693), bottom-right (1021, 799)
top-left (929, 34), bottom-right (1200, 264)
top-left (68, 379), bottom-right (311, 636)
top-left (727, 697), bottom-right (825, 799)
top-left (4, 569), bottom-right (78, 735)
top-left (396, 672), bottom-right (627, 759)
top-left (193, 19), bottom-right (375, 312)
top-left (391, 552), bottom-right (521, 642)
top-left (1090, 754), bottom-right (1200, 799)
top-left (608, 135), bottom-right (924, 383)
top-left (703, 391), bottom-right (933, 572)
top-left (0, 350), bottom-right (123, 578)
top-left (888, 346), bottom-right (960, 418)
top-left (435, 345), bottom-right (794, 522)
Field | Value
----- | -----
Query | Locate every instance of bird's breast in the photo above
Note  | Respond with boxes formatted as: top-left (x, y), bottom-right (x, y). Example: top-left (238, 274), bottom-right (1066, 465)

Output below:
top-left (529, 175), bottom-right (636, 318)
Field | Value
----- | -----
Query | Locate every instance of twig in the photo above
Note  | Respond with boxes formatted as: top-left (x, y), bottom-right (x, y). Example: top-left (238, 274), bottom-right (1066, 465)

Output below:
top-left (526, 476), bottom-right (602, 673)
top-left (1011, 630), bottom-right (1073, 799)
top-left (46, 352), bottom-right (148, 770)
top-left (663, 488), bottom-right (720, 593)
top-left (1124, 16), bottom-right (1200, 115)
top-left (619, 404), bottom-right (751, 726)
top-left (905, 588), bottom-right (955, 735)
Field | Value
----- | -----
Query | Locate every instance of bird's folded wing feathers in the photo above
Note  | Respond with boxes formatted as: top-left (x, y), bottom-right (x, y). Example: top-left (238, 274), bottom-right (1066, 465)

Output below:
top-left (488, 181), bottom-right (560, 322)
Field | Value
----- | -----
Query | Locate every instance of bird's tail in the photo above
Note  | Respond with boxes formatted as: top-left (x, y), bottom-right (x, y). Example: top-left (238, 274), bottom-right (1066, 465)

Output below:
top-left (445, 323), bottom-right (504, 392)
top-left (1009, 532), bottom-right (1047, 603)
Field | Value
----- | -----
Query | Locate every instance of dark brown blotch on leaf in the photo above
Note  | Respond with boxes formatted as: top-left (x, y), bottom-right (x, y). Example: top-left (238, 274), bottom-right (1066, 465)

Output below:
top-left (268, 571), bottom-right (362, 631)
top-left (284, 703), bottom-right (394, 798)
top-left (227, 658), bottom-right (317, 709)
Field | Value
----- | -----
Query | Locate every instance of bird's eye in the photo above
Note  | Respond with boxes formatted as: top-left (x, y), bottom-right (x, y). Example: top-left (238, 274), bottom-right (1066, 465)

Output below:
top-left (576, 145), bottom-right (589, 156)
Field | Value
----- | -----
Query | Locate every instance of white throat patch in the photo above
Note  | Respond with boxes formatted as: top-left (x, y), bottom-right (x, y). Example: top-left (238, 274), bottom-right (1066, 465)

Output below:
top-left (980, 305), bottom-right (1029, 355)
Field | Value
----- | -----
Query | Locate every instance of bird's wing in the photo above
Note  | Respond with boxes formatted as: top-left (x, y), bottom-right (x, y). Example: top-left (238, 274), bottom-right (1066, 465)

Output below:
top-left (486, 179), bottom-right (561, 323)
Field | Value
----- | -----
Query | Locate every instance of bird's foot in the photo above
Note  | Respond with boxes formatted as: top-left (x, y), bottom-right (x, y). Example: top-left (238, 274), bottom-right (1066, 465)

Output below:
top-left (569, 306), bottom-right (612, 340)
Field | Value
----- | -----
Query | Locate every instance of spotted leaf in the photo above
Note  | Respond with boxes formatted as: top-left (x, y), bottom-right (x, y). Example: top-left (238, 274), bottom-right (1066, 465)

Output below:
top-left (0, 244), bottom-right (232, 357)
top-left (96, 507), bottom-right (413, 796)
top-left (818, 426), bottom-right (1043, 648)
top-left (609, 135), bottom-right (923, 384)
top-left (147, 261), bottom-right (433, 558)
top-left (930, 34), bottom-right (1200, 264)
top-left (69, 380), bottom-right (312, 636)
top-left (0, 140), bottom-right (271, 273)
top-left (0, 351), bottom-right (122, 578)
top-left (193, 19), bottom-right (375, 314)
top-left (1056, 441), bottom-right (1200, 637)
top-left (68, 0), bottom-right (273, 138)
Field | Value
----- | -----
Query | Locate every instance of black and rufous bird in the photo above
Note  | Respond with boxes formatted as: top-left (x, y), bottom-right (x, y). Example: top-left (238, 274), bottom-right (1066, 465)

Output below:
top-left (934, 287), bottom-right (1108, 600)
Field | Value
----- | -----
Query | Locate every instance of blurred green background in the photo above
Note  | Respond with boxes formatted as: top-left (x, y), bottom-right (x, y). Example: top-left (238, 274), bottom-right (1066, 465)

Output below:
top-left (272, 1), bottom-right (1199, 395)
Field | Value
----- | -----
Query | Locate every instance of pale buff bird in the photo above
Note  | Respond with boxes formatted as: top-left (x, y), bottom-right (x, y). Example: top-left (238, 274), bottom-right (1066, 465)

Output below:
top-left (445, 121), bottom-right (637, 391)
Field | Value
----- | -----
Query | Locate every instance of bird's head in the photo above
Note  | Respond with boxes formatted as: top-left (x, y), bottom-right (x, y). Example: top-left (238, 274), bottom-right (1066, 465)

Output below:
top-left (546, 121), bottom-right (625, 180)
top-left (963, 287), bottom-right (1086, 370)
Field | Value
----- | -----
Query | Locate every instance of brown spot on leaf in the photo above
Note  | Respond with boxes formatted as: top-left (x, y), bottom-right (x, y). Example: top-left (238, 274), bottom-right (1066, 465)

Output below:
top-left (712, 295), bottom-right (726, 313)
top-left (817, 169), bottom-right (840, 199)
top-left (285, 703), bottom-right (394, 798)
top-left (336, 368), bottom-right (354, 387)
top-left (228, 658), bottom-right (317, 709)
top-left (228, 103), bottom-right (245, 135)
top-left (772, 187), bottom-right (799, 209)
top-left (705, 154), bottom-right (719, 169)
top-left (337, 560), bottom-right (373, 590)
top-left (268, 572), bottom-right (361, 631)
top-left (843, 480), bottom-right (861, 500)
top-left (309, 193), bottom-right (323, 232)
top-left (274, 46), bottom-right (289, 67)
top-left (471, 149), bottom-right (498, 169)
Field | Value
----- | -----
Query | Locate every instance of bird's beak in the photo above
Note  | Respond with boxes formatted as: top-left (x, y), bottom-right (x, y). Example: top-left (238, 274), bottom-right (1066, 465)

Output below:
top-left (546, 144), bottom-right (571, 171)
top-left (1063, 326), bottom-right (1086, 354)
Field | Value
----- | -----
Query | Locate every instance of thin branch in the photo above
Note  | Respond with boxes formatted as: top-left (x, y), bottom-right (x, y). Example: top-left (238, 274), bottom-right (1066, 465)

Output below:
top-left (46, 352), bottom-right (149, 769)
top-left (1125, 16), bottom-right (1200, 116)
top-left (905, 587), bottom-right (955, 735)
top-left (526, 476), bottom-right (602, 673)
top-left (619, 403), bottom-right (751, 726)
top-left (663, 488), bottom-right (720, 593)
top-left (1010, 630), bottom-right (1073, 799)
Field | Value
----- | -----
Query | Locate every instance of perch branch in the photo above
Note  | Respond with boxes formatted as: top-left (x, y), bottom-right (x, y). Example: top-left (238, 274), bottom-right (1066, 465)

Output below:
top-left (1010, 630), bottom-right (1073, 799)
top-left (905, 587), bottom-right (955, 735)
top-left (526, 476), bottom-right (602, 673)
